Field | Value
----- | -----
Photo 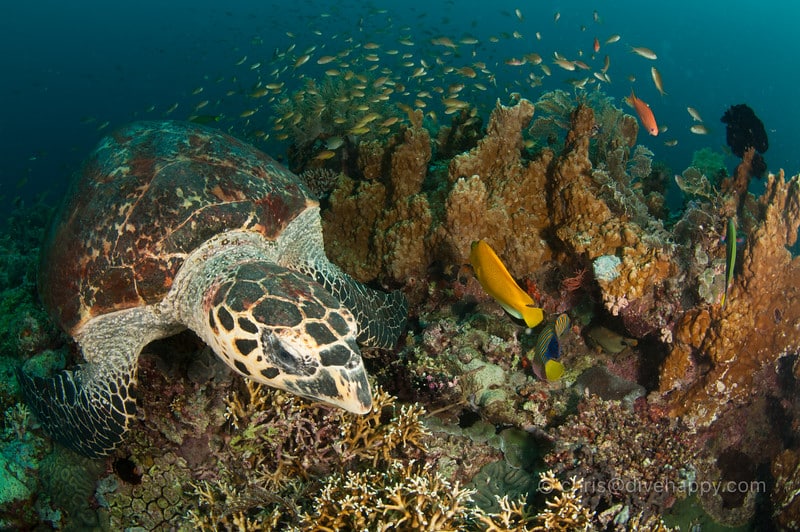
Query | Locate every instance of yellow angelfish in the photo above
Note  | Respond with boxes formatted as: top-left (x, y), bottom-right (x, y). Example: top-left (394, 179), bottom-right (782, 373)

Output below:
top-left (469, 240), bottom-right (544, 328)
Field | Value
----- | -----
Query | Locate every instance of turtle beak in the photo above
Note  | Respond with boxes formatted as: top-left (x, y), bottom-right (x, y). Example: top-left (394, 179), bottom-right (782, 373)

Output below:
top-left (324, 361), bottom-right (373, 414)
top-left (284, 354), bottom-right (373, 414)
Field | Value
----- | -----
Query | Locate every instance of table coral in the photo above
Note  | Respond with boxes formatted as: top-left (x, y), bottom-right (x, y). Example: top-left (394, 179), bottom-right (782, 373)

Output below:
top-left (660, 171), bottom-right (800, 427)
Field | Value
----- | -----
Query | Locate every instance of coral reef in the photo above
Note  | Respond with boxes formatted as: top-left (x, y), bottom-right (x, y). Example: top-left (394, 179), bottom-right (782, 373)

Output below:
top-left (186, 383), bottom-right (430, 529)
top-left (532, 470), bottom-right (593, 531)
top-left (298, 461), bottom-right (480, 530)
top-left (548, 103), bottom-right (677, 336)
top-left (438, 98), bottom-right (551, 277)
top-left (544, 393), bottom-right (696, 525)
top-left (660, 171), bottom-right (800, 426)
top-left (10, 79), bottom-right (800, 530)
top-left (322, 108), bottom-right (433, 284)
top-left (772, 448), bottom-right (800, 529)
top-left (321, 94), bottom-right (678, 342)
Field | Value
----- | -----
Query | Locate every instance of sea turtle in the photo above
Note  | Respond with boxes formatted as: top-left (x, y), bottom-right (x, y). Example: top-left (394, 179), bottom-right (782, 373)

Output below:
top-left (17, 120), bottom-right (407, 458)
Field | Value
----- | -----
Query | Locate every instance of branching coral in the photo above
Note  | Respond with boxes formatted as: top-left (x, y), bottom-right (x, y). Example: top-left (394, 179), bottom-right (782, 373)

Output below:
top-left (300, 461), bottom-right (481, 531)
top-left (186, 383), bottom-right (430, 528)
top-left (297, 168), bottom-right (340, 199)
top-left (531, 470), bottom-right (593, 532)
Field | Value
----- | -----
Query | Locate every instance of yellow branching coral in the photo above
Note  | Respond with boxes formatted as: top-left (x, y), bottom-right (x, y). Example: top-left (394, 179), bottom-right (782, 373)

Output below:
top-left (531, 470), bottom-right (593, 532)
top-left (299, 461), bottom-right (480, 531)
top-left (474, 495), bottom-right (534, 531)
top-left (186, 384), bottom-right (430, 529)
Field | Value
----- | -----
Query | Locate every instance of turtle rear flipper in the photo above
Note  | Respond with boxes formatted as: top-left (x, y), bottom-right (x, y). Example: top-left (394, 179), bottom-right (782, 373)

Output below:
top-left (16, 364), bottom-right (137, 458)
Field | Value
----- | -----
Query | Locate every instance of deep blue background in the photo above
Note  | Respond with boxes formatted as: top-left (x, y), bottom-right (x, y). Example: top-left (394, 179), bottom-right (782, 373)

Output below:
top-left (1, 0), bottom-right (796, 220)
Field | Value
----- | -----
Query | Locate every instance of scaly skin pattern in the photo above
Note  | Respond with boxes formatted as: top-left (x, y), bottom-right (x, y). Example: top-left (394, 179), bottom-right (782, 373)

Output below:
top-left (39, 120), bottom-right (311, 335)
top-left (21, 121), bottom-right (407, 457)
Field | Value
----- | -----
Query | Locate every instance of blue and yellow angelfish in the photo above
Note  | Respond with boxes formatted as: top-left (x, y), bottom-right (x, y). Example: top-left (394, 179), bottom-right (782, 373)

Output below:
top-left (530, 314), bottom-right (570, 381)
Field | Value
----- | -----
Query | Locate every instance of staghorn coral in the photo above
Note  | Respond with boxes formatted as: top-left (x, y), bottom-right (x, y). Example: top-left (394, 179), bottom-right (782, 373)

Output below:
top-left (187, 383), bottom-right (430, 529)
top-left (660, 171), bottom-right (800, 426)
top-left (531, 470), bottom-right (593, 532)
top-left (299, 461), bottom-right (481, 531)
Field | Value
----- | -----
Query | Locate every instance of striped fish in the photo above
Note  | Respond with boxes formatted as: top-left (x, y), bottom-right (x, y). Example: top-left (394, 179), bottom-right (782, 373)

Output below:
top-left (531, 314), bottom-right (570, 381)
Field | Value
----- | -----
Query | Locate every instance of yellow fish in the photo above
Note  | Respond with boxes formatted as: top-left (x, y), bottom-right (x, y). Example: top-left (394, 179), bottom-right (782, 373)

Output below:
top-left (469, 240), bottom-right (544, 328)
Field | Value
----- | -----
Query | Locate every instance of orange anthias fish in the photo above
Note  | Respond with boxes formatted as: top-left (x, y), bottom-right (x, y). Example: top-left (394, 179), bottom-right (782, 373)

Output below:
top-left (629, 89), bottom-right (658, 136)
top-left (593, 37), bottom-right (600, 53)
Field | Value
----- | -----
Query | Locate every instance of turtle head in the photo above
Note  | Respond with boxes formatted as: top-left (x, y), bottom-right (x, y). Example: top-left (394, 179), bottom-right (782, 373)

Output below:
top-left (204, 261), bottom-right (372, 414)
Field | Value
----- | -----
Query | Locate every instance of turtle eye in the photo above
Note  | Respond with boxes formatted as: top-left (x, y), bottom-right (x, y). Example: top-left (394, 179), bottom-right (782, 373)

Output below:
top-left (262, 331), bottom-right (316, 377)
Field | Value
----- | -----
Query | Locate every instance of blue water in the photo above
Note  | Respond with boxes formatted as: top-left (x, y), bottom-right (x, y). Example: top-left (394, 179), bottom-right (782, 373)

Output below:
top-left (1, 0), bottom-right (797, 217)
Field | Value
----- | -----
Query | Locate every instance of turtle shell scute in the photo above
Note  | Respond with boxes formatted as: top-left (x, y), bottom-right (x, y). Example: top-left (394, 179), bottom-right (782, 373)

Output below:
top-left (39, 121), bottom-right (316, 334)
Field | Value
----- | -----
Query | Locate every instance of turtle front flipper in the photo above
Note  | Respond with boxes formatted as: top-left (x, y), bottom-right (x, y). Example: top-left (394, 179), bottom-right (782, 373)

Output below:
top-left (17, 306), bottom-right (178, 457)
top-left (17, 363), bottom-right (136, 458)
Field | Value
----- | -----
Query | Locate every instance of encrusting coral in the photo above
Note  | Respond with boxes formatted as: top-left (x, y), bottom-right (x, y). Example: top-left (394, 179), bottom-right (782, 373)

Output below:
top-left (322, 108), bottom-right (433, 283)
top-left (660, 171), bottom-right (800, 426)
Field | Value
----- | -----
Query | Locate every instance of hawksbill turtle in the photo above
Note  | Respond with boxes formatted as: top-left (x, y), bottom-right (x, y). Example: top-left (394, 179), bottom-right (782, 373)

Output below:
top-left (18, 120), bottom-right (407, 458)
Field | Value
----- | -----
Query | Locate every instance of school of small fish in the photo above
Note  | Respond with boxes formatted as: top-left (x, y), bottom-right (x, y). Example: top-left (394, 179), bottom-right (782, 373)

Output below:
top-left (75, 4), bottom-right (709, 163)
